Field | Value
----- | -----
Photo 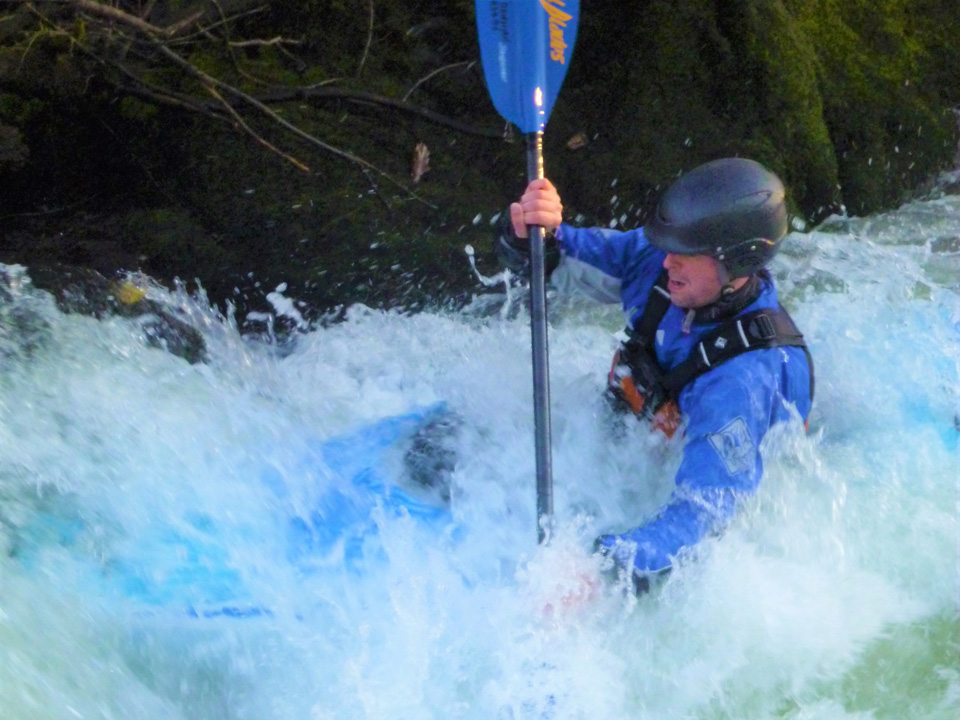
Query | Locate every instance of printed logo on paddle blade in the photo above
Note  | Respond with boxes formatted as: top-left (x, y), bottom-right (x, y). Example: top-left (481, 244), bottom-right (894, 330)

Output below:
top-left (540, 0), bottom-right (573, 64)
top-left (707, 416), bottom-right (755, 475)
top-left (475, 0), bottom-right (580, 133)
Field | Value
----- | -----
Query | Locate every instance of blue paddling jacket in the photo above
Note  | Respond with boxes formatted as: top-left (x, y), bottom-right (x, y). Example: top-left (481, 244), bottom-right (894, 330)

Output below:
top-left (552, 223), bottom-right (813, 579)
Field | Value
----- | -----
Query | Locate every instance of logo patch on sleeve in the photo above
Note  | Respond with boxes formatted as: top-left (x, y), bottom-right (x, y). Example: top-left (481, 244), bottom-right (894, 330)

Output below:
top-left (707, 417), bottom-right (755, 475)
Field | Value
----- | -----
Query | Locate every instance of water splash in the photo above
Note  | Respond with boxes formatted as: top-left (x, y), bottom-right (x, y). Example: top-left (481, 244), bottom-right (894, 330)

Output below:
top-left (1, 196), bottom-right (958, 720)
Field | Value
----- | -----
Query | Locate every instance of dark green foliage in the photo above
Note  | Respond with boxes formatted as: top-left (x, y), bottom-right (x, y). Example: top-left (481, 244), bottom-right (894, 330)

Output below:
top-left (0, 0), bottom-right (958, 319)
top-left (784, 0), bottom-right (960, 214)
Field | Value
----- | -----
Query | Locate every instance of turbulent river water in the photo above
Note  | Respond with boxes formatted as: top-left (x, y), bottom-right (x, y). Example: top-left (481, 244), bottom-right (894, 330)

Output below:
top-left (1, 189), bottom-right (958, 720)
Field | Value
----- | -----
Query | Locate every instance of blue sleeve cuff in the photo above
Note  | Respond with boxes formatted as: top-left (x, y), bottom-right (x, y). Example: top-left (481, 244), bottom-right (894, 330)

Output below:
top-left (597, 493), bottom-right (734, 573)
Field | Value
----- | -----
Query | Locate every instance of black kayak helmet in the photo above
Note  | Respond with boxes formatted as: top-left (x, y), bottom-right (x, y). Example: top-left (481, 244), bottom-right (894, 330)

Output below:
top-left (644, 158), bottom-right (788, 278)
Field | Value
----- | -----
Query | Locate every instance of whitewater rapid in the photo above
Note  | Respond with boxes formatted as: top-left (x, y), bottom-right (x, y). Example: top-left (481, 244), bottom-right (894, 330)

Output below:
top-left (1, 192), bottom-right (958, 720)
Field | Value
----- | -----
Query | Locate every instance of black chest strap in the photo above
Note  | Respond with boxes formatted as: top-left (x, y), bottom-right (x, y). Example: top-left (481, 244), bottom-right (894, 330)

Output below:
top-left (625, 271), bottom-right (815, 403)
top-left (633, 271), bottom-right (673, 343)
top-left (660, 305), bottom-right (814, 400)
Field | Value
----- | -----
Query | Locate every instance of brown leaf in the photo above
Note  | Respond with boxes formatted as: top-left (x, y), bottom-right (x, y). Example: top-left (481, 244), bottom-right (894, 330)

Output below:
top-left (411, 142), bottom-right (430, 183)
top-left (565, 132), bottom-right (588, 150)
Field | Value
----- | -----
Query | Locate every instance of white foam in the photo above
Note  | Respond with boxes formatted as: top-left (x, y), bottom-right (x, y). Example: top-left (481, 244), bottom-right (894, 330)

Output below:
top-left (0, 196), bottom-right (958, 719)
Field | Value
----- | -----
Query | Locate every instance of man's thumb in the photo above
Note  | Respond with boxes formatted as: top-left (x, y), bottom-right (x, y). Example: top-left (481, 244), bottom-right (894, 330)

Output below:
top-left (510, 202), bottom-right (528, 239)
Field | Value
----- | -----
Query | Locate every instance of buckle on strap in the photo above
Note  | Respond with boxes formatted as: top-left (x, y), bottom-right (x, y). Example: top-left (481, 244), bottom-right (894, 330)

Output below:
top-left (748, 313), bottom-right (777, 341)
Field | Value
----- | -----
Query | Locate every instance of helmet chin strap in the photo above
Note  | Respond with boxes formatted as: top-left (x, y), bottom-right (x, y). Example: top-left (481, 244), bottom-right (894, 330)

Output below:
top-left (717, 262), bottom-right (734, 292)
top-left (690, 270), bottom-right (761, 329)
top-left (718, 261), bottom-right (754, 297)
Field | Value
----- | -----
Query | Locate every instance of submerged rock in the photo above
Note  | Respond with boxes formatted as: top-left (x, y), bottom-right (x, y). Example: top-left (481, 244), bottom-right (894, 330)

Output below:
top-left (0, 1), bottom-right (957, 316)
top-left (0, 265), bottom-right (52, 361)
top-left (17, 264), bottom-right (208, 365)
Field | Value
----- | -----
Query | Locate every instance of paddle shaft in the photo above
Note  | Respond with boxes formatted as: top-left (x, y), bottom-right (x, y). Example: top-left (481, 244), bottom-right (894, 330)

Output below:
top-left (473, 0), bottom-right (579, 543)
top-left (525, 131), bottom-right (553, 544)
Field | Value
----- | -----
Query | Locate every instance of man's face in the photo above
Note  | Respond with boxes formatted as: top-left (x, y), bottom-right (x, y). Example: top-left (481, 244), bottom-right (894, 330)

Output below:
top-left (662, 253), bottom-right (727, 309)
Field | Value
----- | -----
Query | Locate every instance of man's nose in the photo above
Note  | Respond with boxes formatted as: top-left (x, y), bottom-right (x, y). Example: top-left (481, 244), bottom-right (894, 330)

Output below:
top-left (663, 253), bottom-right (681, 269)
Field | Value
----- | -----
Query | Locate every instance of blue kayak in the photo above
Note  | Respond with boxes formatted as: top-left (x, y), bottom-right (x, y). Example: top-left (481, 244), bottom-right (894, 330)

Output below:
top-left (11, 404), bottom-right (459, 618)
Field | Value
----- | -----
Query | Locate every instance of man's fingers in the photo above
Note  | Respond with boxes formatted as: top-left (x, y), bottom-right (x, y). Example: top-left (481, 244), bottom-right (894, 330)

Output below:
top-left (519, 199), bottom-right (562, 231)
top-left (512, 179), bottom-right (562, 236)
top-left (526, 177), bottom-right (556, 194)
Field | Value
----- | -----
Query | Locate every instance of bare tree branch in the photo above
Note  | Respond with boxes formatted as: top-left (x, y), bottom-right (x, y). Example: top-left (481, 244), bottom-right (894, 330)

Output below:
top-left (207, 0), bottom-right (272, 89)
top-left (25, 2), bottom-right (225, 120)
top-left (6, 0), bottom-right (504, 210)
top-left (148, 41), bottom-right (436, 206)
top-left (202, 78), bottom-right (310, 172)
top-left (33, 0), bottom-right (198, 38)
top-left (262, 84), bottom-right (502, 139)
top-left (72, 0), bottom-right (162, 36)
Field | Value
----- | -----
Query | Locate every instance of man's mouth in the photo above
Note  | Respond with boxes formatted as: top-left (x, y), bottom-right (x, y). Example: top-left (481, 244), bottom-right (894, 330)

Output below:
top-left (668, 277), bottom-right (686, 291)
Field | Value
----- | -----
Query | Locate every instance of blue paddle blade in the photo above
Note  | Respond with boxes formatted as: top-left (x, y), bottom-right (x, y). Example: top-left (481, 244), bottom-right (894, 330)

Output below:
top-left (476, 0), bottom-right (580, 134)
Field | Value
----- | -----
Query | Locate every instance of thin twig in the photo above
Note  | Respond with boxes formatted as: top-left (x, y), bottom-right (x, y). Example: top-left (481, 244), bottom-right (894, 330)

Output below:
top-left (123, 80), bottom-right (229, 118)
top-left (356, 0), bottom-right (373, 78)
top-left (70, 0), bottom-right (201, 37)
top-left (164, 9), bottom-right (203, 37)
top-left (26, 2), bottom-right (304, 175)
top-left (0, 195), bottom-right (101, 222)
top-left (17, 0), bottom-right (443, 206)
top-left (17, 20), bottom-right (60, 72)
top-left (403, 60), bottom-right (475, 102)
top-left (275, 40), bottom-right (307, 73)
top-left (202, 79), bottom-right (310, 172)
top-left (168, 4), bottom-right (267, 45)
top-left (73, 0), bottom-right (161, 36)
top-left (208, 0), bottom-right (264, 88)
top-left (32, 5), bottom-right (229, 121)
top-left (97, 45), bottom-right (232, 120)
top-left (209, 0), bottom-right (233, 46)
top-left (263, 84), bottom-right (502, 139)
top-left (229, 36), bottom-right (301, 48)
top-left (361, 168), bottom-right (392, 211)
top-left (118, 0), bottom-right (158, 58)
top-left (138, 0), bottom-right (157, 21)
top-left (152, 42), bottom-right (434, 205)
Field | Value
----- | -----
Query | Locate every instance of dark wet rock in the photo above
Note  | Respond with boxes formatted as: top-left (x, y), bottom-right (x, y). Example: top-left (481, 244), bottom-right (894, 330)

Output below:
top-left (139, 313), bottom-right (208, 365)
top-left (0, 122), bottom-right (27, 172)
top-left (24, 264), bottom-right (208, 365)
top-left (1, 1), bottom-right (958, 318)
top-left (0, 265), bottom-right (52, 360)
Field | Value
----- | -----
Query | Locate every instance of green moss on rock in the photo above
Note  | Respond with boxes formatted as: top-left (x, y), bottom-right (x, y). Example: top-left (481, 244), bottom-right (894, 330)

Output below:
top-left (1, 0), bottom-right (958, 317)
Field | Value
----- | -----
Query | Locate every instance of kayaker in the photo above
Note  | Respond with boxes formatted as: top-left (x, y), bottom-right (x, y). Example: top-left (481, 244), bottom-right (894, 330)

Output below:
top-left (499, 157), bottom-right (814, 593)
